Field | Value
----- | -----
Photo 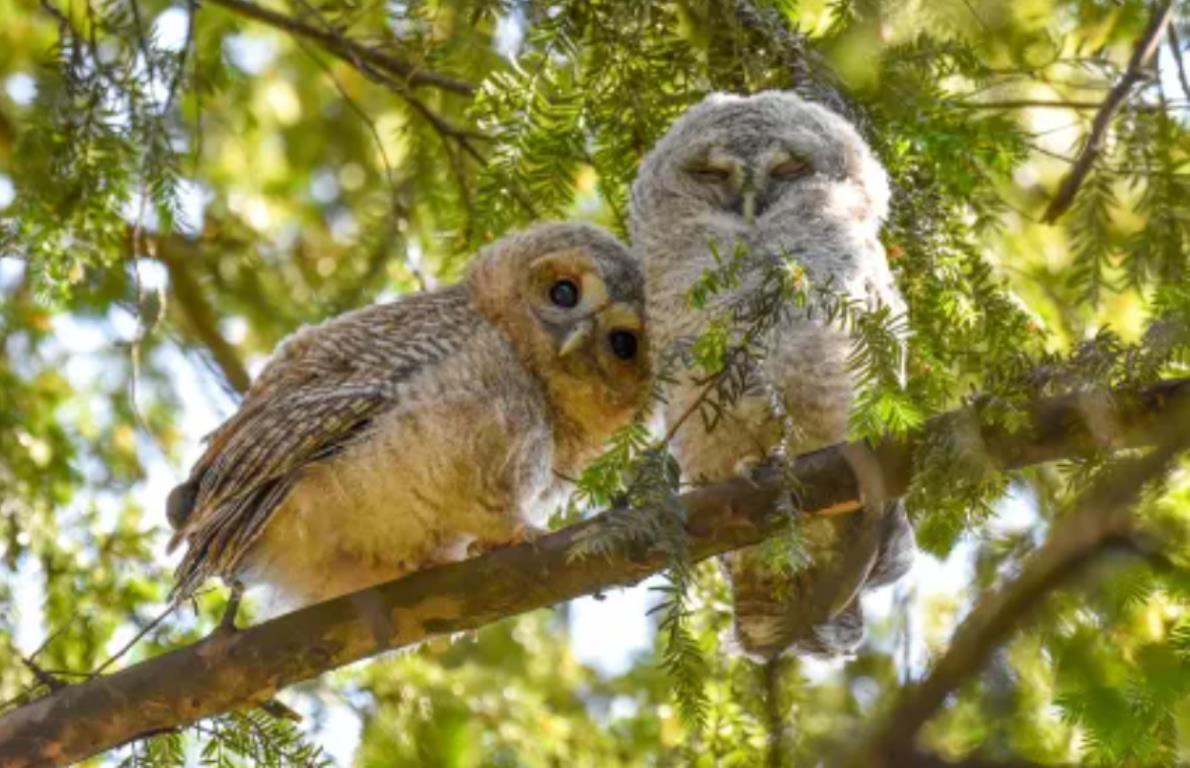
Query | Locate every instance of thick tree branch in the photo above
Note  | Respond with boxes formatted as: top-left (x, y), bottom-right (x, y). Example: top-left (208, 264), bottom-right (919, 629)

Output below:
top-left (1042, 0), bottom-right (1175, 223)
top-left (849, 422), bottom-right (1188, 767)
top-left (0, 379), bottom-right (1185, 767)
top-left (202, 0), bottom-right (476, 96)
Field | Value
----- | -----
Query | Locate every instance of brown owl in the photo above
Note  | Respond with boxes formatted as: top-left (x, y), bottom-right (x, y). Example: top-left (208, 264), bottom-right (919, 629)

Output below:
top-left (167, 222), bottom-right (651, 612)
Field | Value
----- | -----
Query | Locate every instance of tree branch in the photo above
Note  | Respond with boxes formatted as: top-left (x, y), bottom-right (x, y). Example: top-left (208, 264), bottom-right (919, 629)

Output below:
top-left (202, 0), bottom-right (507, 218)
top-left (0, 379), bottom-right (1185, 767)
top-left (1042, 0), bottom-right (1176, 223)
top-left (150, 236), bottom-right (252, 395)
top-left (1169, 22), bottom-right (1190, 101)
top-left (202, 0), bottom-right (476, 96)
top-left (848, 419), bottom-right (1188, 767)
top-left (952, 98), bottom-right (1184, 110)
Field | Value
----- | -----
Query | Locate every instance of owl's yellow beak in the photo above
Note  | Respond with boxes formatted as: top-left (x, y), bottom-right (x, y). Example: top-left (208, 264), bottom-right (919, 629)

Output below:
top-left (557, 320), bottom-right (594, 357)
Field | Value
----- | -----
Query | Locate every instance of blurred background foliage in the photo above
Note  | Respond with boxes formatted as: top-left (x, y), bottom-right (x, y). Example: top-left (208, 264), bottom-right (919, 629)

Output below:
top-left (0, 0), bottom-right (1186, 765)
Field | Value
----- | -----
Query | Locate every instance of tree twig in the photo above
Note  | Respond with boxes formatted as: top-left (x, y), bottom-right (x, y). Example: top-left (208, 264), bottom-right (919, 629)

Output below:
top-left (202, 0), bottom-right (476, 96)
top-left (90, 603), bottom-right (178, 678)
top-left (1042, 1), bottom-right (1176, 223)
top-left (951, 98), bottom-right (1184, 110)
top-left (148, 235), bottom-right (252, 395)
top-left (1168, 22), bottom-right (1190, 101)
top-left (15, 658), bottom-right (62, 694)
top-left (220, 0), bottom-right (520, 220)
top-left (848, 422), bottom-right (1188, 766)
top-left (0, 379), bottom-right (1185, 767)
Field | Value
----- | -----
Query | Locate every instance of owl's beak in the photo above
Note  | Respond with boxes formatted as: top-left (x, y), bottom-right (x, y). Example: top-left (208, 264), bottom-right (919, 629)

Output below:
top-left (741, 189), bottom-right (757, 223)
top-left (557, 320), bottom-right (594, 357)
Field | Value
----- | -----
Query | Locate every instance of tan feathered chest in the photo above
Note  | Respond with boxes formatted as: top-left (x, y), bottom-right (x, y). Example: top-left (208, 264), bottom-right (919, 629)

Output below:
top-left (242, 318), bottom-right (561, 608)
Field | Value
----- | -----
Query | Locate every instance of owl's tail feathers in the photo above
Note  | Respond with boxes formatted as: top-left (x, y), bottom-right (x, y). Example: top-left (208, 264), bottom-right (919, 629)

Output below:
top-left (166, 479), bottom-right (200, 539)
top-left (726, 499), bottom-right (917, 660)
top-left (867, 499), bottom-right (916, 588)
top-left (796, 501), bottom-right (916, 656)
top-left (725, 600), bottom-right (866, 661)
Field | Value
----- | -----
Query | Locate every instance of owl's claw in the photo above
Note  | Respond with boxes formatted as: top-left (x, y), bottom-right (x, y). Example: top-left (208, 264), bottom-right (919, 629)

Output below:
top-left (467, 523), bottom-right (549, 558)
top-left (733, 454), bottom-right (767, 485)
top-left (734, 452), bottom-right (789, 487)
top-left (514, 522), bottom-right (549, 543)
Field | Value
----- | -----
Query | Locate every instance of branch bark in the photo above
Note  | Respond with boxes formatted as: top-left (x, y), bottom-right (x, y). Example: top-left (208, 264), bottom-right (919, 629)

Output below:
top-left (203, 0), bottom-right (477, 96)
top-left (0, 379), bottom-right (1185, 767)
top-left (1041, 0), bottom-right (1176, 223)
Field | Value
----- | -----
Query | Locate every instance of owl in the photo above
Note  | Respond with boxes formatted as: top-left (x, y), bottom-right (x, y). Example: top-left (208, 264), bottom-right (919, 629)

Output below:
top-left (630, 91), bottom-right (915, 659)
top-left (167, 222), bottom-right (651, 612)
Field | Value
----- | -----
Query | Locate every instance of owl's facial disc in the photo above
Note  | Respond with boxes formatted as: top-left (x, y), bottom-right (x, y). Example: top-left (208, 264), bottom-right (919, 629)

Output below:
top-left (526, 250), bottom-right (648, 404)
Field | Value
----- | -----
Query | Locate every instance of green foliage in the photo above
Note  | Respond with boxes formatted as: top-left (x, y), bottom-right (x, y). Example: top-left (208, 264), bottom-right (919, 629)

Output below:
top-left (116, 708), bottom-right (329, 768)
top-left (0, 0), bottom-right (1186, 765)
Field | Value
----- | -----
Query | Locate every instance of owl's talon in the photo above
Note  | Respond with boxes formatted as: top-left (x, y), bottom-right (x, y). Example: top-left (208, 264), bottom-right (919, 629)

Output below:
top-left (734, 453), bottom-right (788, 486)
top-left (512, 522), bottom-right (549, 544)
top-left (466, 523), bottom-right (548, 558)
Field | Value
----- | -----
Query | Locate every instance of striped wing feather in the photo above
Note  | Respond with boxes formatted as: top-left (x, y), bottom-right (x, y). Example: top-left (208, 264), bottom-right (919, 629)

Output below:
top-left (170, 287), bottom-right (477, 596)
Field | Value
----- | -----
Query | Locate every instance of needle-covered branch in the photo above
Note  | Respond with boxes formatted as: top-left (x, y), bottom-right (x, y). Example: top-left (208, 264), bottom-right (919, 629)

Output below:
top-left (0, 379), bottom-right (1185, 767)
top-left (1041, 0), bottom-right (1175, 222)
top-left (850, 423), bottom-right (1189, 767)
top-left (203, 0), bottom-right (477, 96)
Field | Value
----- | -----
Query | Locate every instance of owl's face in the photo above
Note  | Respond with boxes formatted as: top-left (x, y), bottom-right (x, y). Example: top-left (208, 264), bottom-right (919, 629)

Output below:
top-left (468, 222), bottom-right (650, 412)
top-left (631, 91), bottom-right (889, 231)
top-left (630, 91), bottom-right (897, 309)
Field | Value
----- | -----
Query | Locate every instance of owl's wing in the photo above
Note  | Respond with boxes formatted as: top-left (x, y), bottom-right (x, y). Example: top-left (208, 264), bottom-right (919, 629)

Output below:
top-left (169, 287), bottom-right (478, 597)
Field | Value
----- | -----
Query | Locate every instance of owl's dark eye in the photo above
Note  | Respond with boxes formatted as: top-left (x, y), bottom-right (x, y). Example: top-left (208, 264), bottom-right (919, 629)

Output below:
top-left (549, 279), bottom-right (580, 308)
top-left (608, 330), bottom-right (638, 360)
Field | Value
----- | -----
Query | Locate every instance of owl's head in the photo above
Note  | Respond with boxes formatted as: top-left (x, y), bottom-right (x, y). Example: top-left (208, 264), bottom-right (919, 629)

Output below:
top-left (466, 222), bottom-right (651, 421)
top-left (630, 90), bottom-right (889, 238)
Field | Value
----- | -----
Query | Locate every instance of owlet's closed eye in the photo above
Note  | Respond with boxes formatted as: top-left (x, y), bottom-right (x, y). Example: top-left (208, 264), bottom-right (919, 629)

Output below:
top-left (770, 156), bottom-right (811, 180)
top-left (685, 162), bottom-right (731, 182)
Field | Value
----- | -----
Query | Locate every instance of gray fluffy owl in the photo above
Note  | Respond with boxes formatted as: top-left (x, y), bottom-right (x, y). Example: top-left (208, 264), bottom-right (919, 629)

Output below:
top-left (167, 222), bottom-right (651, 610)
top-left (630, 91), bottom-right (915, 659)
